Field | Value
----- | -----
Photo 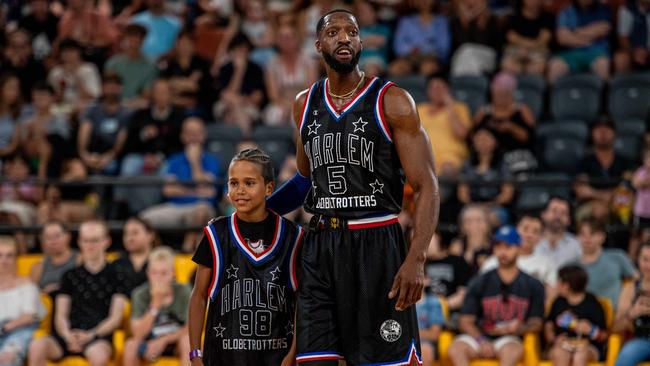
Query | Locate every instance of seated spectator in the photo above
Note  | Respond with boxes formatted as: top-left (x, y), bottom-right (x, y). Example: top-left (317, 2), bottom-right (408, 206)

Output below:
top-left (105, 24), bottom-right (158, 106)
top-left (448, 225), bottom-right (545, 366)
top-left (28, 219), bottom-right (128, 366)
top-left (481, 214), bottom-right (557, 292)
top-left (546, 264), bottom-right (607, 366)
top-left (416, 286), bottom-right (445, 365)
top-left (615, 0), bottom-right (650, 73)
top-left (17, 0), bottom-right (59, 62)
top-left (158, 31), bottom-right (212, 116)
top-left (426, 234), bottom-right (471, 314)
top-left (475, 72), bottom-right (537, 176)
top-left (56, 0), bottom-right (118, 68)
top-left (547, 0), bottom-right (612, 82)
top-left (113, 217), bottom-right (157, 295)
top-left (47, 39), bottom-right (101, 116)
top-left (501, 0), bottom-right (554, 75)
top-left (30, 221), bottom-right (79, 295)
top-left (0, 74), bottom-right (25, 159)
top-left (117, 78), bottom-right (184, 214)
top-left (356, 1), bottom-right (391, 77)
top-left (213, 33), bottom-right (266, 137)
top-left (536, 196), bottom-right (583, 269)
top-left (123, 246), bottom-right (191, 366)
top-left (239, 0), bottom-right (275, 67)
top-left (631, 149), bottom-right (650, 260)
top-left (417, 73), bottom-right (472, 177)
top-left (574, 117), bottom-right (634, 208)
top-left (264, 22), bottom-right (318, 127)
top-left (578, 217), bottom-right (637, 308)
top-left (0, 29), bottom-right (47, 101)
top-left (19, 82), bottom-right (70, 178)
top-left (77, 74), bottom-right (130, 176)
top-left (0, 236), bottom-right (45, 366)
top-left (140, 117), bottom-right (220, 253)
top-left (450, 0), bottom-right (500, 76)
top-left (130, 0), bottom-right (182, 61)
top-left (458, 127), bottom-right (515, 226)
top-left (614, 242), bottom-right (650, 366)
top-left (450, 204), bottom-right (494, 272)
top-left (389, 0), bottom-right (451, 77)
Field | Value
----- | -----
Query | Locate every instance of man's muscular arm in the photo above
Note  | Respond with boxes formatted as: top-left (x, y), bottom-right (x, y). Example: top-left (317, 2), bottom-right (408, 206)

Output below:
top-left (385, 86), bottom-right (439, 311)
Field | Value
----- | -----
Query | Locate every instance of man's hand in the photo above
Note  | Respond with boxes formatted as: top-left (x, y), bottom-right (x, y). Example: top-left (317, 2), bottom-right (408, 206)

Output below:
top-left (576, 319), bottom-right (592, 335)
top-left (388, 257), bottom-right (425, 311)
top-left (185, 143), bottom-right (203, 164)
top-left (478, 339), bottom-right (496, 358)
top-left (144, 338), bottom-right (168, 362)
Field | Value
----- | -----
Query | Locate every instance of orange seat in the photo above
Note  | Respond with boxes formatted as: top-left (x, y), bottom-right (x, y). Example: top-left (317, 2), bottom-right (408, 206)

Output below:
top-left (17, 254), bottom-right (42, 277)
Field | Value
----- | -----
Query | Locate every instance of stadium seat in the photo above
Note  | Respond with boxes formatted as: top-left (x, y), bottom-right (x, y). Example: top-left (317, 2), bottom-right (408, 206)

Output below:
top-left (551, 74), bottom-right (603, 122)
top-left (205, 123), bottom-right (243, 172)
top-left (450, 75), bottom-right (489, 115)
top-left (174, 254), bottom-right (197, 284)
top-left (608, 72), bottom-right (650, 122)
top-left (540, 135), bottom-right (586, 174)
top-left (251, 125), bottom-right (296, 170)
top-left (515, 75), bottom-right (545, 120)
top-left (516, 186), bottom-right (552, 213)
top-left (17, 254), bottom-right (42, 277)
top-left (615, 118), bottom-right (646, 136)
top-left (392, 75), bottom-right (427, 104)
top-left (537, 120), bottom-right (589, 141)
top-left (615, 135), bottom-right (642, 162)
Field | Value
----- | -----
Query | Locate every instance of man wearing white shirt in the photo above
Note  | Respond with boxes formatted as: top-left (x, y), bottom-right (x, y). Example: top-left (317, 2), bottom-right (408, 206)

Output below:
top-left (534, 196), bottom-right (582, 269)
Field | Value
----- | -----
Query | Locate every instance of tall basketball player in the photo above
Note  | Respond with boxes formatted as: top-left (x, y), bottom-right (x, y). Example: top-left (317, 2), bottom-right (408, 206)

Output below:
top-left (266, 9), bottom-right (440, 366)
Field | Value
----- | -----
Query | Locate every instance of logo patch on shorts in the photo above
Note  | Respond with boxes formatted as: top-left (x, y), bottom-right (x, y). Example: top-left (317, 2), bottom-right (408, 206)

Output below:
top-left (380, 319), bottom-right (402, 342)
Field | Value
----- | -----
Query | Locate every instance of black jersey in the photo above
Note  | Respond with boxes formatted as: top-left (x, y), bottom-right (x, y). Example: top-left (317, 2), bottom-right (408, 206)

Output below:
top-left (192, 212), bottom-right (304, 366)
top-left (299, 77), bottom-right (405, 219)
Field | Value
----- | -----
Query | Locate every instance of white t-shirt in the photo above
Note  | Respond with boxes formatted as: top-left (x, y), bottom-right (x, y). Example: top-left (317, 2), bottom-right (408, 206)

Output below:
top-left (0, 281), bottom-right (45, 323)
top-left (480, 252), bottom-right (557, 286)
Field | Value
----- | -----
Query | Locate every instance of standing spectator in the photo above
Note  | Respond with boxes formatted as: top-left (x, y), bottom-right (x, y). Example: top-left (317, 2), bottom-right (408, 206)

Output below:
top-left (47, 39), bottom-right (101, 116)
top-left (56, 0), bottom-right (118, 68)
top-left (105, 24), bottom-right (158, 105)
top-left (535, 196), bottom-right (583, 269)
top-left (390, 0), bottom-right (451, 77)
top-left (615, 0), bottom-right (650, 73)
top-left (0, 73), bottom-right (24, 159)
top-left (458, 127), bottom-right (515, 226)
top-left (631, 149), bottom-right (650, 260)
top-left (17, 0), bottom-right (60, 62)
top-left (263, 23), bottom-right (318, 127)
top-left (123, 246), bottom-right (191, 366)
top-left (112, 217), bottom-right (157, 296)
top-left (130, 0), bottom-right (182, 61)
top-left (426, 234), bottom-right (471, 313)
top-left (448, 225), bottom-right (545, 366)
top-left (578, 217), bottom-right (637, 308)
top-left (77, 74), bottom-right (130, 176)
top-left (140, 117), bottom-right (220, 253)
top-left (356, 1), bottom-right (391, 77)
top-left (450, 0), bottom-right (501, 76)
top-left (546, 264), bottom-right (607, 366)
top-left (417, 73), bottom-right (472, 177)
top-left (547, 0), bottom-right (612, 82)
top-left (213, 33), bottom-right (266, 137)
top-left (30, 221), bottom-right (78, 296)
top-left (501, 0), bottom-right (554, 75)
top-left (614, 242), bottom-right (650, 366)
top-left (449, 204), bottom-right (494, 272)
top-left (475, 72), bottom-right (537, 176)
top-left (0, 29), bottom-right (47, 101)
top-left (0, 236), bottom-right (45, 366)
top-left (27, 220), bottom-right (128, 366)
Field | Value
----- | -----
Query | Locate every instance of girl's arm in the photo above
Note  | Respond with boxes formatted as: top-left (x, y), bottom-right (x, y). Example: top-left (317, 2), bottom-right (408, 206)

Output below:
top-left (188, 265), bottom-right (213, 352)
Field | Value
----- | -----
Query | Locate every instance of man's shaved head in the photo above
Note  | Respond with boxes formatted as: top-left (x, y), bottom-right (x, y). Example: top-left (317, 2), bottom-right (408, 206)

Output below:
top-left (316, 9), bottom-right (357, 35)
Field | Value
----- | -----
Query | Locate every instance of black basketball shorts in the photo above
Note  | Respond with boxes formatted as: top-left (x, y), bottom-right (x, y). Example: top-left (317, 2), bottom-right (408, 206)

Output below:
top-left (296, 215), bottom-right (422, 365)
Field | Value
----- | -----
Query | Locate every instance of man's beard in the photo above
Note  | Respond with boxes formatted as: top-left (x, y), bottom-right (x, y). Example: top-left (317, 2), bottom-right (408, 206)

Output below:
top-left (323, 49), bottom-right (361, 74)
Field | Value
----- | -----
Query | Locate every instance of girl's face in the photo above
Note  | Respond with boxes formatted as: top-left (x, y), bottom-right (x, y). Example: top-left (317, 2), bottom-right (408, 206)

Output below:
top-left (472, 129), bottom-right (497, 155)
top-left (1, 77), bottom-right (20, 105)
top-left (227, 160), bottom-right (274, 217)
top-left (461, 208), bottom-right (490, 237)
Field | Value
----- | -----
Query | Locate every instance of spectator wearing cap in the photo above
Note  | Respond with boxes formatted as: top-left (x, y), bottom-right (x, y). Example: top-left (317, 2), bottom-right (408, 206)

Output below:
top-left (448, 225), bottom-right (545, 366)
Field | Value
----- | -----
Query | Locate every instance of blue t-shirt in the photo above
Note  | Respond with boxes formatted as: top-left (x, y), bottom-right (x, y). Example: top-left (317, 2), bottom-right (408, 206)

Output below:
top-left (416, 294), bottom-right (446, 329)
top-left (130, 12), bottom-right (181, 60)
top-left (583, 249), bottom-right (636, 308)
top-left (165, 152), bottom-right (221, 205)
top-left (393, 14), bottom-right (451, 62)
top-left (557, 3), bottom-right (611, 52)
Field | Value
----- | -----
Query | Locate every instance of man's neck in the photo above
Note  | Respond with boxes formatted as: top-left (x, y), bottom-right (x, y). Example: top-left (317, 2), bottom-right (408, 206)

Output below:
top-left (594, 147), bottom-right (614, 161)
top-left (582, 247), bottom-right (602, 264)
top-left (126, 50), bottom-right (142, 60)
top-left (544, 230), bottom-right (564, 247)
top-left (50, 248), bottom-right (73, 264)
top-left (566, 291), bottom-right (586, 305)
top-left (327, 68), bottom-right (364, 96)
top-left (498, 265), bottom-right (519, 283)
top-left (83, 256), bottom-right (106, 274)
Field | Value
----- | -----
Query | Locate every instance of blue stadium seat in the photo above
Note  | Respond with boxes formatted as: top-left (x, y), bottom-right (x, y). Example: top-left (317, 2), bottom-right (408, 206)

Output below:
top-left (541, 136), bottom-right (586, 174)
top-left (551, 74), bottom-right (603, 122)
top-left (515, 75), bottom-right (545, 120)
top-left (516, 172), bottom-right (572, 213)
top-left (615, 135), bottom-right (642, 163)
top-left (251, 125), bottom-right (296, 170)
top-left (205, 123), bottom-right (243, 172)
top-left (392, 75), bottom-right (427, 104)
top-left (615, 118), bottom-right (646, 136)
top-left (450, 75), bottom-right (489, 115)
top-left (537, 120), bottom-right (589, 141)
top-left (608, 72), bottom-right (650, 122)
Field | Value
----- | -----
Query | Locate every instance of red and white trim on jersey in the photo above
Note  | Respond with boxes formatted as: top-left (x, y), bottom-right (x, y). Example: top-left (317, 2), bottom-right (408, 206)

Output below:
top-left (289, 226), bottom-right (304, 292)
top-left (323, 77), bottom-right (379, 121)
top-left (298, 83), bottom-right (317, 134)
top-left (296, 352), bottom-right (344, 364)
top-left (204, 224), bottom-right (223, 301)
top-left (346, 213), bottom-right (399, 230)
top-left (228, 213), bottom-right (285, 265)
top-left (374, 81), bottom-right (395, 143)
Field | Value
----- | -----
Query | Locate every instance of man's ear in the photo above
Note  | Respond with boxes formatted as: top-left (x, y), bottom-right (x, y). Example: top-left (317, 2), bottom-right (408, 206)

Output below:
top-left (315, 39), bottom-right (321, 53)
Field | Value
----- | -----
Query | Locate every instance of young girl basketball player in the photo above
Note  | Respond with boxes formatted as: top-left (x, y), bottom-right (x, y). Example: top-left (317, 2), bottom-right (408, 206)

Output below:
top-left (187, 149), bottom-right (303, 366)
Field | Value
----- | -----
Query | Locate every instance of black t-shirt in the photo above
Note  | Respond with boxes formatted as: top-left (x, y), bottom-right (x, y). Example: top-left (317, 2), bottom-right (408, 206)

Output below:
top-left (461, 269), bottom-right (545, 336)
top-left (111, 253), bottom-right (148, 297)
top-left (214, 61), bottom-right (267, 105)
top-left (123, 106), bottom-right (185, 156)
top-left (158, 55), bottom-right (213, 109)
top-left (506, 12), bottom-right (554, 40)
top-left (58, 262), bottom-right (128, 330)
top-left (0, 58), bottom-right (47, 102)
top-left (547, 293), bottom-right (607, 354)
top-left (424, 255), bottom-right (471, 297)
top-left (451, 14), bottom-right (501, 51)
top-left (577, 153), bottom-right (634, 190)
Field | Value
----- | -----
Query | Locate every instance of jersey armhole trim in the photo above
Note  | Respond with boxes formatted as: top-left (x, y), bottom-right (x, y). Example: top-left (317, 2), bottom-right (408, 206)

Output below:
top-left (374, 81), bottom-right (395, 143)
top-left (298, 83), bottom-right (317, 134)
top-left (289, 226), bottom-right (304, 292)
top-left (204, 224), bottom-right (223, 301)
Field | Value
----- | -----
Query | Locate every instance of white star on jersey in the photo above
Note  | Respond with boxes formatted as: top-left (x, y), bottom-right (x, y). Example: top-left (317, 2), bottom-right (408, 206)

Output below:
top-left (226, 264), bottom-right (239, 279)
top-left (370, 179), bottom-right (385, 194)
top-left (352, 117), bottom-right (368, 133)
top-left (270, 266), bottom-right (281, 281)
top-left (285, 321), bottom-right (294, 335)
top-left (214, 323), bottom-right (226, 337)
top-left (307, 120), bottom-right (321, 136)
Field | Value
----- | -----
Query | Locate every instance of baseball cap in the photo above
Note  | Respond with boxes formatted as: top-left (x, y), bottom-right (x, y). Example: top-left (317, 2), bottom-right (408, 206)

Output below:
top-left (494, 225), bottom-right (521, 246)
